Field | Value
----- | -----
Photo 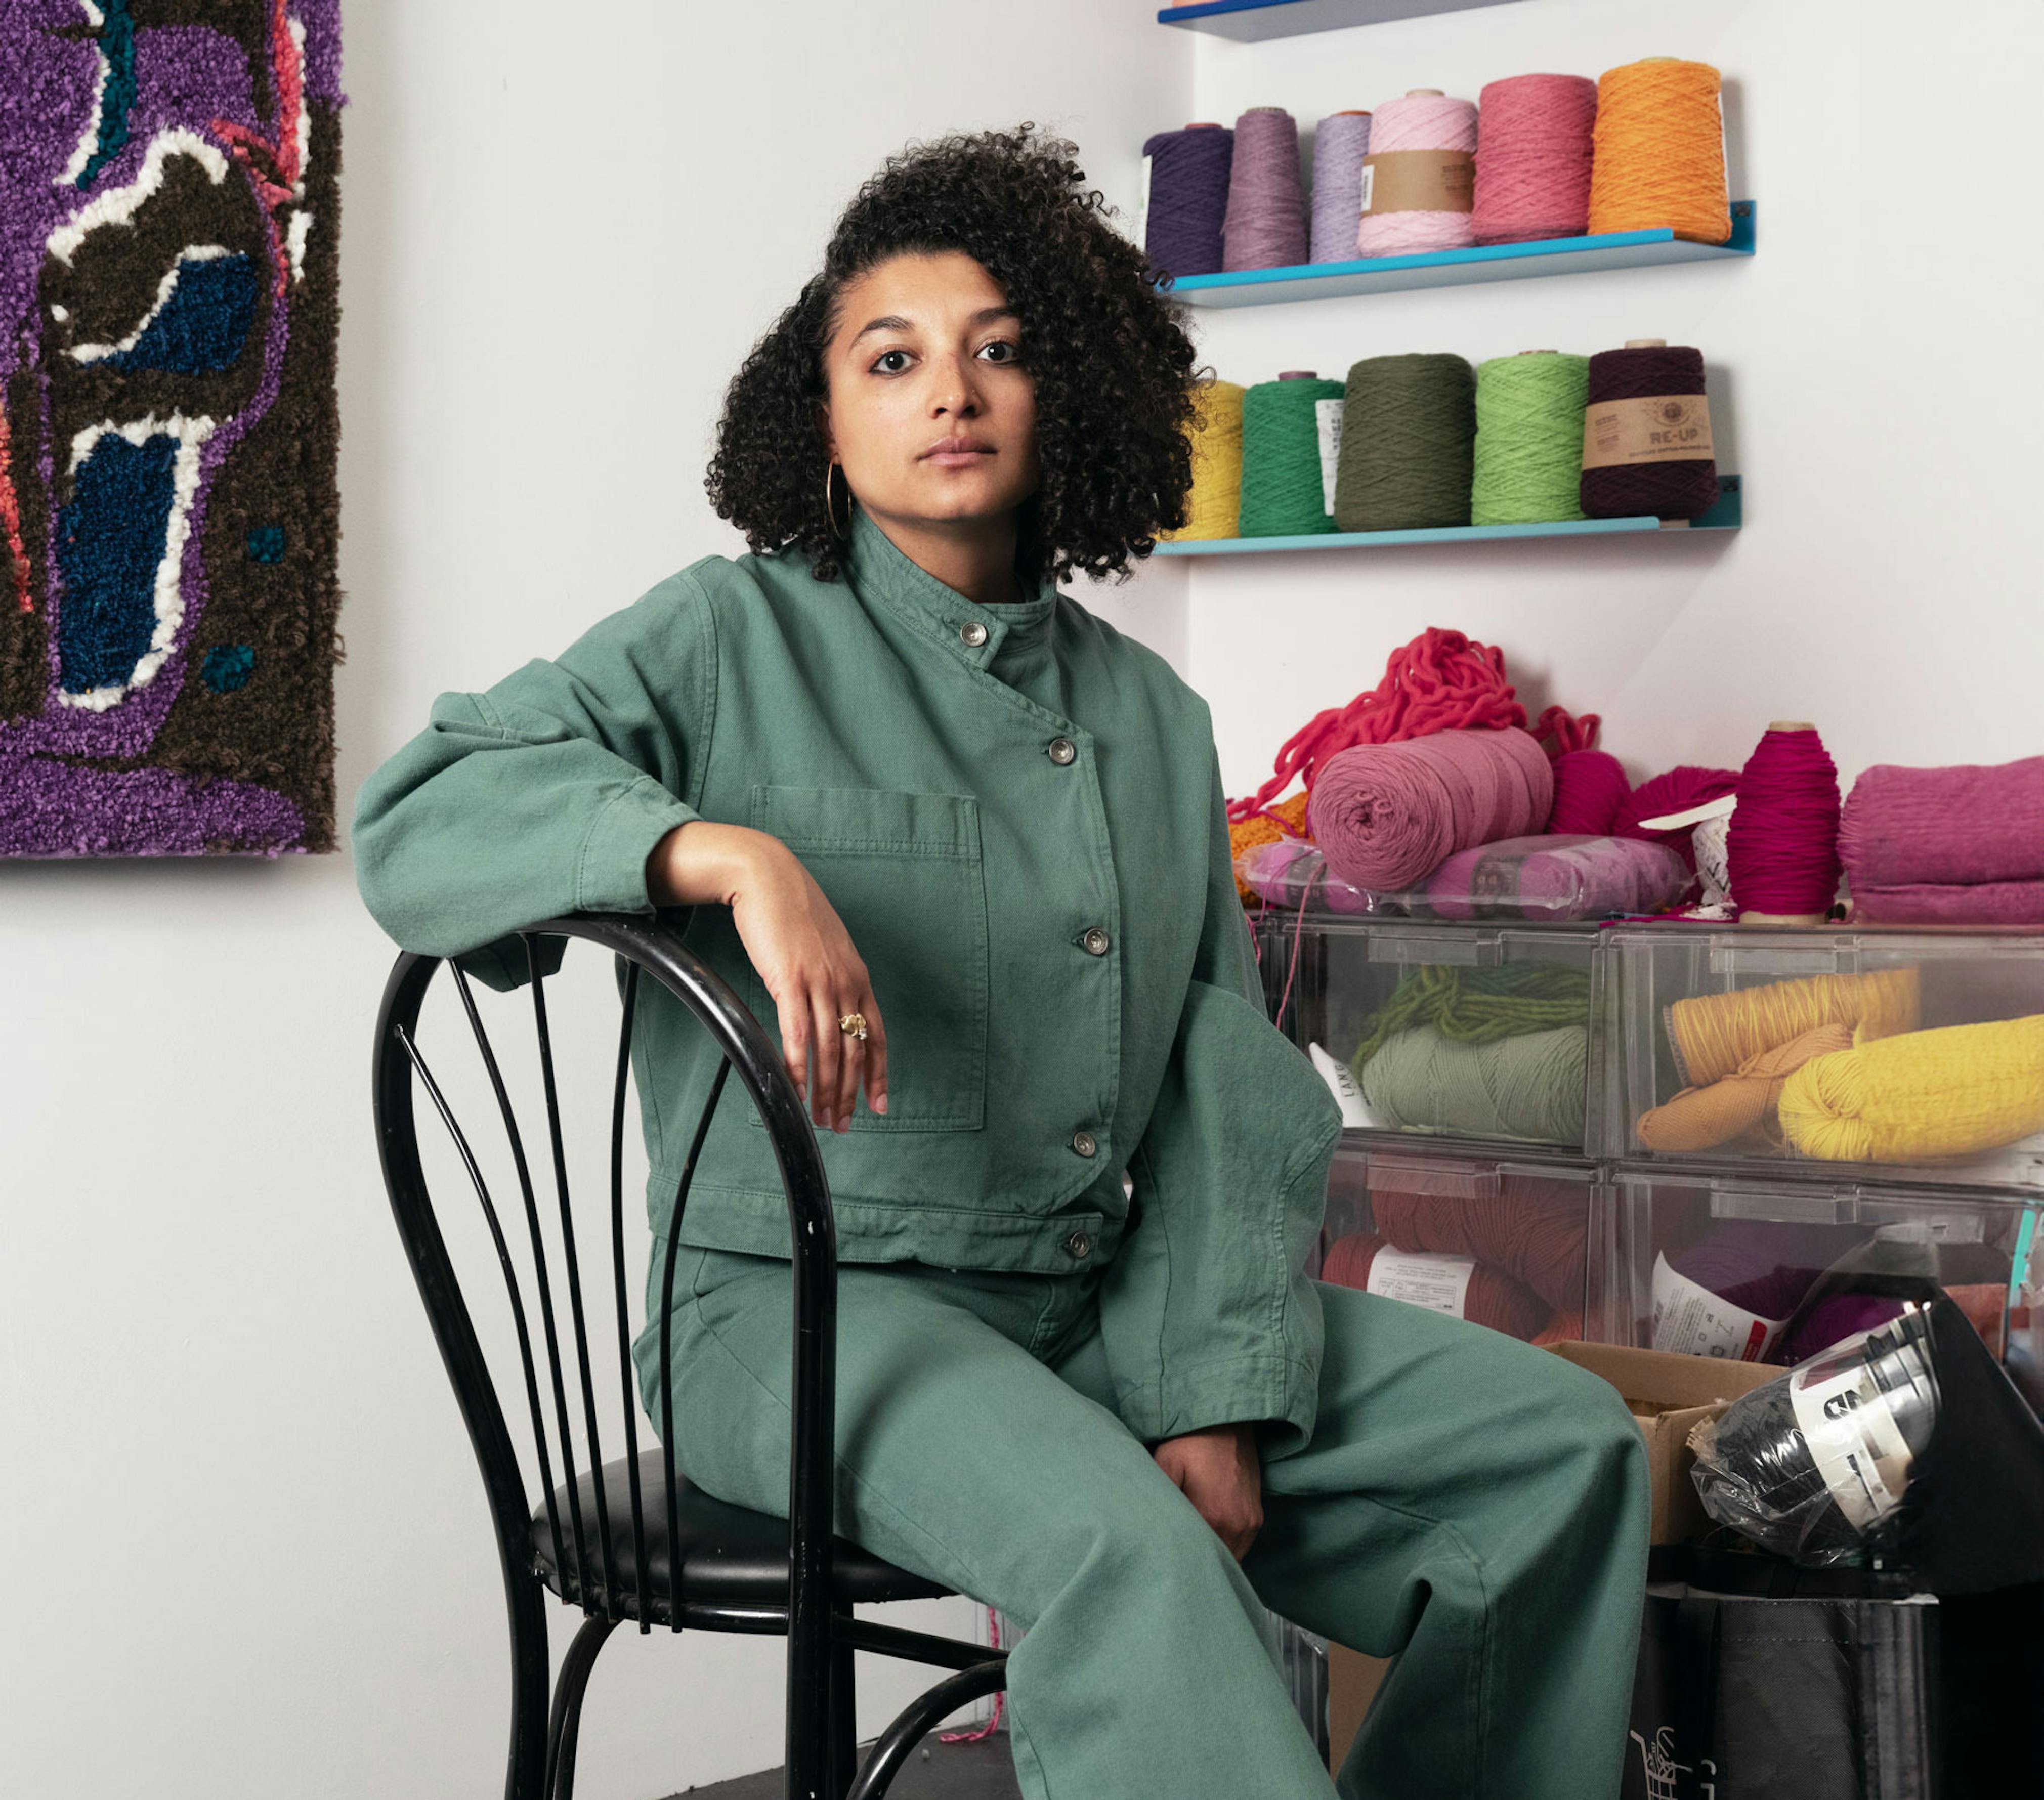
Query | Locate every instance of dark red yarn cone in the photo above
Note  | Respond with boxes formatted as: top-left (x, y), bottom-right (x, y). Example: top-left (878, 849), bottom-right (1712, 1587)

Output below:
top-left (1580, 344), bottom-right (1719, 521)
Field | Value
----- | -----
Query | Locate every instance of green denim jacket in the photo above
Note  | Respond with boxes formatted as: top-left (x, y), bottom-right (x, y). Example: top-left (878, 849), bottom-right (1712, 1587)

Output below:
top-left (352, 506), bottom-right (1341, 1451)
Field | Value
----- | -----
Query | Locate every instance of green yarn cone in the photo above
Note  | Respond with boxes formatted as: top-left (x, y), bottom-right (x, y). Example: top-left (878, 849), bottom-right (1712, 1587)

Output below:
top-left (1332, 353), bottom-right (1476, 532)
top-left (1471, 351), bottom-right (1590, 525)
top-left (1239, 375), bottom-right (1344, 536)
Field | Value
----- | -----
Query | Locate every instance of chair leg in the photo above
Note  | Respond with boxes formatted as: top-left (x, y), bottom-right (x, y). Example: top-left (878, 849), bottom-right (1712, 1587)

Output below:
top-left (828, 1633), bottom-right (859, 1798)
top-left (505, 1578), bottom-right (551, 1800)
top-left (544, 1614), bottom-right (620, 1800)
top-left (844, 1663), bottom-right (1008, 1800)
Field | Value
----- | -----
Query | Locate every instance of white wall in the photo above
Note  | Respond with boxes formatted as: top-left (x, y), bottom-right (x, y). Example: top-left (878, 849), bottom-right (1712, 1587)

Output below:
top-left (1181, 0), bottom-right (2044, 798)
top-left (0, 5), bottom-right (1186, 1798)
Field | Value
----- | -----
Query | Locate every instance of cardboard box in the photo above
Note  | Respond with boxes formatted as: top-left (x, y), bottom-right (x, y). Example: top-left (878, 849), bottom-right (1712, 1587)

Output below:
top-left (1547, 1340), bottom-right (1777, 1546)
top-left (1326, 1341), bottom-right (1783, 1775)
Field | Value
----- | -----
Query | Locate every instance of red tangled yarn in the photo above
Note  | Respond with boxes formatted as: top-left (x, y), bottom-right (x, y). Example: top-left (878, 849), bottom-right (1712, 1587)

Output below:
top-left (1227, 626), bottom-right (1600, 825)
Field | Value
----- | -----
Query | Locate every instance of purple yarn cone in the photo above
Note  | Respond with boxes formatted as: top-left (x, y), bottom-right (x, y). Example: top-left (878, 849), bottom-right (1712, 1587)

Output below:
top-left (1141, 125), bottom-right (1232, 281)
top-left (1309, 111), bottom-right (1372, 265)
top-left (1222, 107), bottom-right (1307, 272)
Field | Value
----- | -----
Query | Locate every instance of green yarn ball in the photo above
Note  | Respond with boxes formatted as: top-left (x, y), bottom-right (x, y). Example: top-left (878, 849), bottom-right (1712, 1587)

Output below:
top-left (1239, 375), bottom-right (1344, 536)
top-left (1332, 353), bottom-right (1476, 533)
top-left (1359, 1023), bottom-right (1588, 1146)
top-left (1471, 352), bottom-right (1591, 525)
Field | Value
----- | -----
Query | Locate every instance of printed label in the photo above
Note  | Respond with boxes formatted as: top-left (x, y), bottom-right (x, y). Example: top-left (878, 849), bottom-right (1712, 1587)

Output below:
top-left (1137, 154), bottom-right (1153, 252)
top-left (1581, 393), bottom-right (1716, 468)
top-left (1367, 1247), bottom-right (1475, 1318)
top-left (1788, 1350), bottom-right (1918, 1531)
top-left (1651, 1253), bottom-right (1784, 1360)
top-left (1314, 397), bottom-right (1344, 517)
top-left (1308, 1041), bottom-right (1378, 1128)
top-left (1360, 149), bottom-right (1474, 218)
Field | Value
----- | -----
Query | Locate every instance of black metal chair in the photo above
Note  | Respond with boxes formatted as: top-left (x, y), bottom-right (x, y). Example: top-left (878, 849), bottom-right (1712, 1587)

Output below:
top-left (372, 913), bottom-right (1008, 1800)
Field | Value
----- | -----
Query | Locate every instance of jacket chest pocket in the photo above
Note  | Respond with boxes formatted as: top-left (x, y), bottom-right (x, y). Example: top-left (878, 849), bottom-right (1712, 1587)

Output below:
top-left (742, 785), bottom-right (988, 1132)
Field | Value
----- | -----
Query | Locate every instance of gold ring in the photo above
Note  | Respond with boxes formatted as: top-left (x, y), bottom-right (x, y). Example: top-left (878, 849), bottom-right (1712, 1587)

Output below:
top-left (837, 1012), bottom-right (869, 1041)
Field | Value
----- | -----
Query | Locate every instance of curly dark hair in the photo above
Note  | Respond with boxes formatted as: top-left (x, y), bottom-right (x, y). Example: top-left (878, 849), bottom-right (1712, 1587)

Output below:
top-left (706, 125), bottom-right (1204, 585)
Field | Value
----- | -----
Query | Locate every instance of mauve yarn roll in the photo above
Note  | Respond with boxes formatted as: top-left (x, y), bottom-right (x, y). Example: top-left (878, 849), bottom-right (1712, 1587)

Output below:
top-left (1580, 343), bottom-right (1719, 521)
top-left (1840, 757), bottom-right (2044, 888)
top-left (1309, 110), bottom-right (1373, 264)
top-left (1223, 106), bottom-right (1308, 271)
top-left (1321, 1232), bottom-right (1553, 1341)
top-left (1667, 1220), bottom-right (1869, 1324)
top-left (1851, 881), bottom-right (2044, 926)
top-left (1141, 124), bottom-right (1234, 280)
top-left (1471, 73), bottom-right (1598, 244)
top-left (1548, 749), bottom-right (1631, 834)
top-left (1309, 726), bottom-right (1554, 891)
top-left (1417, 833), bottom-right (1691, 921)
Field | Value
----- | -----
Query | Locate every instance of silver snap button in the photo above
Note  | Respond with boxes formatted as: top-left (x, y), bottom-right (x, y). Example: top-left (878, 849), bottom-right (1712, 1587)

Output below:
top-left (1071, 1129), bottom-right (1097, 1159)
top-left (1082, 927), bottom-right (1110, 957)
top-left (1063, 1230), bottom-right (1093, 1259)
top-left (1047, 737), bottom-right (1077, 765)
top-left (959, 620), bottom-right (988, 648)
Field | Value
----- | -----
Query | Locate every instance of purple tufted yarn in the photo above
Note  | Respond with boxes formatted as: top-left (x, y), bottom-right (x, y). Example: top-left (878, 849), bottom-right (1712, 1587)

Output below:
top-left (1309, 110), bottom-right (1373, 264)
top-left (1141, 123), bottom-right (1233, 280)
top-left (1223, 107), bottom-right (1308, 271)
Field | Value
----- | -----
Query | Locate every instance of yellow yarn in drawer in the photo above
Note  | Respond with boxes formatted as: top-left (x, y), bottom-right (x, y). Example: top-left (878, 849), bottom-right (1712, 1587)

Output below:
top-left (1665, 967), bottom-right (1920, 1087)
top-left (1778, 1012), bottom-right (2044, 1163)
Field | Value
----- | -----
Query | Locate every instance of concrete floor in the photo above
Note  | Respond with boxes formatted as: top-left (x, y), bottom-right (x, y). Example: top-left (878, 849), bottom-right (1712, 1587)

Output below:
top-left (669, 1731), bottom-right (1021, 1798)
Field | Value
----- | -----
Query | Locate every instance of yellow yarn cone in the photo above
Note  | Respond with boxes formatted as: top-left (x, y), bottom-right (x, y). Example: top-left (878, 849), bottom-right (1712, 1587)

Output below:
top-left (1778, 1012), bottom-right (2044, 1164)
top-left (1165, 378), bottom-right (1245, 541)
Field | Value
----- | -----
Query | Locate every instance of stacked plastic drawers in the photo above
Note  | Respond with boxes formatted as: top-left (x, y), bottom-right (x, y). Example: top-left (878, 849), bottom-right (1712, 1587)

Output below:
top-left (1258, 916), bottom-right (2044, 1395)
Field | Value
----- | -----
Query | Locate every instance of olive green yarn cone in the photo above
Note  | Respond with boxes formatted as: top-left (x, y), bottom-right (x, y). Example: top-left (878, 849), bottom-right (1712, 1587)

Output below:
top-left (1333, 353), bottom-right (1477, 532)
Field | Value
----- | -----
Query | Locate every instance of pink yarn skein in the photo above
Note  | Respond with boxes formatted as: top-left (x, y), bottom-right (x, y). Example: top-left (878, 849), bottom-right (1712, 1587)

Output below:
top-left (1547, 749), bottom-right (1631, 834)
top-left (1309, 727), bottom-right (1555, 892)
top-left (1357, 92), bottom-right (1478, 256)
top-left (1472, 73), bottom-right (1598, 244)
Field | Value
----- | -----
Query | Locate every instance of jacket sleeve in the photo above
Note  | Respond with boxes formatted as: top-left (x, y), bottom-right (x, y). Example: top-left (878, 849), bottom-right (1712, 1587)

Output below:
top-left (350, 570), bottom-right (715, 991)
top-left (1096, 749), bottom-right (1343, 1462)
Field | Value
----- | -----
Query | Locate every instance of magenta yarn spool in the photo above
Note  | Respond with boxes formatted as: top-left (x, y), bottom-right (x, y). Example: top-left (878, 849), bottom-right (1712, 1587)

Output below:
top-left (1726, 723), bottom-right (1843, 923)
top-left (1222, 106), bottom-right (1308, 271)
top-left (1579, 342), bottom-right (1719, 520)
top-left (1308, 727), bottom-right (1554, 891)
top-left (1547, 750), bottom-right (1630, 835)
top-left (1613, 766), bottom-right (1740, 873)
top-left (1472, 73), bottom-right (1598, 245)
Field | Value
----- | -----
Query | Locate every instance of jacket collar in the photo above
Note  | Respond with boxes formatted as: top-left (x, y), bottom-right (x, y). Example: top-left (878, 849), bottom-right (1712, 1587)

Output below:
top-left (843, 504), bottom-right (1055, 666)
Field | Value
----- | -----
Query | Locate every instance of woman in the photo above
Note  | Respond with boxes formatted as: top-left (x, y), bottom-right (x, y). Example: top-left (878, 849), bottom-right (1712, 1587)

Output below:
top-left (353, 126), bottom-right (1647, 1800)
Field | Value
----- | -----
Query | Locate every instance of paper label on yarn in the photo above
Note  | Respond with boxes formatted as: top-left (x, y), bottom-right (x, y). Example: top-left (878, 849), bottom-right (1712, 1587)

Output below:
top-left (1650, 1253), bottom-right (1784, 1361)
top-left (1367, 1248), bottom-right (1475, 1319)
top-left (1309, 1040), bottom-right (1383, 1128)
top-left (1314, 398), bottom-right (1344, 516)
top-left (1359, 149), bottom-right (1474, 218)
top-left (1581, 393), bottom-right (1715, 468)
top-left (1137, 155), bottom-right (1153, 251)
top-left (1788, 1349), bottom-right (1917, 1531)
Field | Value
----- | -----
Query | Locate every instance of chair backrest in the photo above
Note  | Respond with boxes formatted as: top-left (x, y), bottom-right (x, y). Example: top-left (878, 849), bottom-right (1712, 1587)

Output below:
top-left (370, 914), bottom-right (841, 1660)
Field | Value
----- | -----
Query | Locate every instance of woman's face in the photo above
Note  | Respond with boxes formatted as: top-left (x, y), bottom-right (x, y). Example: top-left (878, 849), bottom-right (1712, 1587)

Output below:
top-left (820, 250), bottom-right (1041, 535)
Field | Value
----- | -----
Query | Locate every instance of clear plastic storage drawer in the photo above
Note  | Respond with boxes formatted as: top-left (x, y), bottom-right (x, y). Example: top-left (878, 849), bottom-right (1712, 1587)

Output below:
top-left (1259, 917), bottom-right (1603, 1156)
top-left (1311, 1143), bottom-right (1603, 1347)
top-left (1603, 1169), bottom-right (2041, 1399)
top-left (1604, 927), bottom-right (2044, 1190)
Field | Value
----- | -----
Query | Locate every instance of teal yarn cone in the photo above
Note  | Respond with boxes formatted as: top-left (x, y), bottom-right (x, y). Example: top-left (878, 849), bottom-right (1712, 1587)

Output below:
top-left (1332, 353), bottom-right (1476, 532)
top-left (1239, 373), bottom-right (1344, 536)
top-left (1357, 1023), bottom-right (1588, 1144)
top-left (1471, 351), bottom-right (1590, 525)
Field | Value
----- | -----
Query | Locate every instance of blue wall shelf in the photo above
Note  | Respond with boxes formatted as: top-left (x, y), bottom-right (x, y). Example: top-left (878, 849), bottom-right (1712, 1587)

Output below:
top-left (1153, 476), bottom-right (1740, 555)
top-left (1159, 0), bottom-right (1524, 39)
top-left (1165, 204), bottom-right (1754, 308)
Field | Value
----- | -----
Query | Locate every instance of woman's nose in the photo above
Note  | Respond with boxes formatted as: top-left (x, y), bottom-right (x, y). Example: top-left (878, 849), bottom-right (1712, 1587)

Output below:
top-left (931, 357), bottom-right (982, 416)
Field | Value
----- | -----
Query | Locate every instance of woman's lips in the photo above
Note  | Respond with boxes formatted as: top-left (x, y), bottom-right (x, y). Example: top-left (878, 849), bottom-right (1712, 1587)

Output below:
top-left (923, 448), bottom-right (995, 468)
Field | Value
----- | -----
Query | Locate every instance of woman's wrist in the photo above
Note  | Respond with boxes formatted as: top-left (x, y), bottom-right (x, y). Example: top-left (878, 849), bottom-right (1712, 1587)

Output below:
top-left (647, 820), bottom-right (783, 907)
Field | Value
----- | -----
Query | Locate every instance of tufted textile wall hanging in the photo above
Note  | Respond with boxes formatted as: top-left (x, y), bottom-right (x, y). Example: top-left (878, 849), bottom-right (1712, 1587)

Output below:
top-left (0, 0), bottom-right (344, 856)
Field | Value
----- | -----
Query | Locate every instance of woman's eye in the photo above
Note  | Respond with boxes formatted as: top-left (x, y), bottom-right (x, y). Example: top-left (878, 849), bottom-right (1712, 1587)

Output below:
top-left (873, 349), bottom-right (912, 374)
top-left (978, 339), bottom-right (1020, 364)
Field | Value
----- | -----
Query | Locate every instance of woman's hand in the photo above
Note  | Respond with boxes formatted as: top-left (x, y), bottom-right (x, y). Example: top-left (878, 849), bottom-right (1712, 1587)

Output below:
top-left (1153, 1422), bottom-right (1263, 1561)
top-left (647, 821), bottom-right (888, 1132)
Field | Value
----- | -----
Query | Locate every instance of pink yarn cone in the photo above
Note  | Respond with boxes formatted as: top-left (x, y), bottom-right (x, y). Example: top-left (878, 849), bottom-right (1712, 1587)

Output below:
top-left (1308, 727), bottom-right (1555, 891)
top-left (1356, 93), bottom-right (1478, 256)
top-left (1223, 106), bottom-right (1309, 271)
top-left (1726, 725), bottom-right (1843, 920)
top-left (1472, 73), bottom-right (1598, 244)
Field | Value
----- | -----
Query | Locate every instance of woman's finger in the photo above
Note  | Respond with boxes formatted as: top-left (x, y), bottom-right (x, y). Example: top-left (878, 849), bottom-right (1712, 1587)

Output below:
top-left (778, 989), bottom-right (811, 1108)
top-left (861, 992), bottom-right (889, 1117)
top-left (807, 984), bottom-right (843, 1130)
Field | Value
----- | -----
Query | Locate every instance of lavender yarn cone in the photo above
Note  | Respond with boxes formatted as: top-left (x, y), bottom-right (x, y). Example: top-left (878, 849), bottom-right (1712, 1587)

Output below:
top-left (1310, 111), bottom-right (1373, 264)
top-left (1223, 106), bottom-right (1308, 271)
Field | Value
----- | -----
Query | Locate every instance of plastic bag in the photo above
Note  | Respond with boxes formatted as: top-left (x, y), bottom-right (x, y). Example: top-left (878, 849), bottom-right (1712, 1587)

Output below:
top-left (1688, 1305), bottom-right (1940, 1564)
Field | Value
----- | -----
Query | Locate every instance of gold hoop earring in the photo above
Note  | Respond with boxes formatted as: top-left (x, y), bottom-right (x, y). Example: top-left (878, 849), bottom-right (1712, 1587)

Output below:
top-left (824, 458), bottom-right (850, 539)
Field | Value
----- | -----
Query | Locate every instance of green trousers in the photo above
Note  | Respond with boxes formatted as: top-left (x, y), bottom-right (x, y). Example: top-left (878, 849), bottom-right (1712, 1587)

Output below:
top-left (637, 1248), bottom-right (1649, 1800)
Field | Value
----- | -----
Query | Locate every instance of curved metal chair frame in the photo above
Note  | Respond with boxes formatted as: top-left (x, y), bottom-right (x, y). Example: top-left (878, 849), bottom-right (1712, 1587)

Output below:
top-left (372, 913), bottom-right (1008, 1800)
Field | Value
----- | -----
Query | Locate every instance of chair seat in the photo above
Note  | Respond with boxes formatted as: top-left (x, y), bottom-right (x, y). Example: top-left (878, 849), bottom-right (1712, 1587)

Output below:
top-left (530, 1449), bottom-right (953, 1610)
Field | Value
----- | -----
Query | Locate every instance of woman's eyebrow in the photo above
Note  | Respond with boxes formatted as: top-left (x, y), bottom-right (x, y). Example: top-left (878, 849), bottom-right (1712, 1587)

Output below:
top-left (847, 305), bottom-right (1016, 348)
